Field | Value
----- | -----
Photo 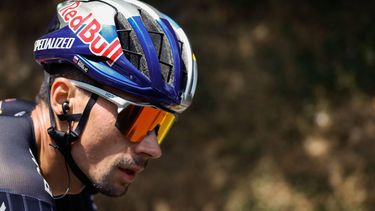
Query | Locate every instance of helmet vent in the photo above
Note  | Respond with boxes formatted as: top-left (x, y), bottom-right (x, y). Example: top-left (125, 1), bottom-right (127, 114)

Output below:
top-left (115, 12), bottom-right (149, 78)
top-left (139, 9), bottom-right (175, 85)
top-left (178, 40), bottom-right (188, 93)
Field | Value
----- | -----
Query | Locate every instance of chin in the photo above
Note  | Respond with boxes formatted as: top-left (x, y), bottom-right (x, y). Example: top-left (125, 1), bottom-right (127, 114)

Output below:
top-left (94, 183), bottom-right (130, 197)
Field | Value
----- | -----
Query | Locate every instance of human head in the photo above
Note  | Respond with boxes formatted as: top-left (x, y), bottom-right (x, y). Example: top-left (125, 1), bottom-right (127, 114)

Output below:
top-left (33, 0), bottom-right (197, 196)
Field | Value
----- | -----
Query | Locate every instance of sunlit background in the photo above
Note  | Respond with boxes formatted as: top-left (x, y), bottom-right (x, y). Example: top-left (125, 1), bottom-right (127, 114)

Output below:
top-left (1, 0), bottom-right (375, 210)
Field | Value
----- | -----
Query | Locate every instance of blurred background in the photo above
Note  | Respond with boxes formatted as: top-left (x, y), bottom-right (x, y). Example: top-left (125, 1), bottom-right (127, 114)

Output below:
top-left (1, 0), bottom-right (375, 210)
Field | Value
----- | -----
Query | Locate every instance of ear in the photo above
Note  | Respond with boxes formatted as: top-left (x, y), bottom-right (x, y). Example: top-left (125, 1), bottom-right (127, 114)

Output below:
top-left (50, 78), bottom-right (76, 115)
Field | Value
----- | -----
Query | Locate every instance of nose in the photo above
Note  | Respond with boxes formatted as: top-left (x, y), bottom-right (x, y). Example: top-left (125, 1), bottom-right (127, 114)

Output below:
top-left (133, 131), bottom-right (162, 159)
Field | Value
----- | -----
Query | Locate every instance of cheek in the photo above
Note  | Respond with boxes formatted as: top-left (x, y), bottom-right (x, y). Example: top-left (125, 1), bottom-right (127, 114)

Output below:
top-left (86, 105), bottom-right (115, 138)
top-left (82, 103), bottom-right (121, 156)
top-left (72, 99), bottom-right (128, 171)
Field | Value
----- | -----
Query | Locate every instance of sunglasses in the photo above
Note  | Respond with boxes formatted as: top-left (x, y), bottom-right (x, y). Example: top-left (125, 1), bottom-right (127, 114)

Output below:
top-left (70, 80), bottom-right (176, 144)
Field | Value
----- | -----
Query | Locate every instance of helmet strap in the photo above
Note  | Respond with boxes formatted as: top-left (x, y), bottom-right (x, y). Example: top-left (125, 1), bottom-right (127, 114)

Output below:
top-left (46, 76), bottom-right (98, 193)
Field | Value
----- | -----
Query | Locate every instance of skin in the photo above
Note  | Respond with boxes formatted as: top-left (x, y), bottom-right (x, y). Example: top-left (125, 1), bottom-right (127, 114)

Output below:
top-left (31, 77), bottom-right (162, 197)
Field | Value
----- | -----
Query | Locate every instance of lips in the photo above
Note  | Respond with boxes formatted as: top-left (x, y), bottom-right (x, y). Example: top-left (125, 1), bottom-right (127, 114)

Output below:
top-left (118, 166), bottom-right (142, 183)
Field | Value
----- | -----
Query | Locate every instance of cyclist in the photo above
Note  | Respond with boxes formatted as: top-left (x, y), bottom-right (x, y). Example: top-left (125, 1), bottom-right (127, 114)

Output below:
top-left (0, 0), bottom-right (197, 210)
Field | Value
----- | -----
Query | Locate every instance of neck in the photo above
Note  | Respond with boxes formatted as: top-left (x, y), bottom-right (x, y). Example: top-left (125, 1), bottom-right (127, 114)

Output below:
top-left (31, 101), bottom-right (84, 195)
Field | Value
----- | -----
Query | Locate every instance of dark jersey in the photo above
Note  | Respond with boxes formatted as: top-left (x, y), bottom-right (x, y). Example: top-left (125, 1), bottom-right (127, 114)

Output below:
top-left (0, 99), bottom-right (96, 211)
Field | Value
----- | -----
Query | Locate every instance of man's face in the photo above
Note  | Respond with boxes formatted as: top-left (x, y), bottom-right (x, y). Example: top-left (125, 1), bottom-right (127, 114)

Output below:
top-left (70, 91), bottom-right (162, 196)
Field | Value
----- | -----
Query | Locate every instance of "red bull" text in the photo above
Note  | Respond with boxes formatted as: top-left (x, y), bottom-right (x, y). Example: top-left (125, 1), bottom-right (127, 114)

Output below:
top-left (59, 2), bottom-right (123, 66)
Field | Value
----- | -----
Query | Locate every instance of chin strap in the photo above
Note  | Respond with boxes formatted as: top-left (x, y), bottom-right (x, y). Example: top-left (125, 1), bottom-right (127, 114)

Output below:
top-left (47, 78), bottom-right (99, 194)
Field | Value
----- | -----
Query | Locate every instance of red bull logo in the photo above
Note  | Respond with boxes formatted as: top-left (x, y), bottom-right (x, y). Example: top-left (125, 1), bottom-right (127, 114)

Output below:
top-left (59, 2), bottom-right (123, 66)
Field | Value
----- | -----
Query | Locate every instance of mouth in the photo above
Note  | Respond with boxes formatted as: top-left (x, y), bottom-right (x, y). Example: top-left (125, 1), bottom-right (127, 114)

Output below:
top-left (118, 166), bottom-right (142, 183)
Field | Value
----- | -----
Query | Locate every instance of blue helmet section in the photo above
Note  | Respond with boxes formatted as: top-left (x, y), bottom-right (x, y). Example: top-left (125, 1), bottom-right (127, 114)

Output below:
top-left (34, 0), bottom-right (197, 113)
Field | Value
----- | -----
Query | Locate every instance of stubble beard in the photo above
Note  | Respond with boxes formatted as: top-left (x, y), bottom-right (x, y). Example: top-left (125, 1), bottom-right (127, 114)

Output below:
top-left (92, 157), bottom-right (147, 197)
top-left (93, 178), bottom-right (130, 197)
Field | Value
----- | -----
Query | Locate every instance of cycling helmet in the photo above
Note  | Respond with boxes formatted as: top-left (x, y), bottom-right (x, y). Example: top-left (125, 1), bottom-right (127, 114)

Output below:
top-left (34, 0), bottom-right (197, 113)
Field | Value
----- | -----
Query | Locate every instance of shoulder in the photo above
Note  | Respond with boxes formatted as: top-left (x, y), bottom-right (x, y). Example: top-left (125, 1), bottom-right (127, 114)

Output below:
top-left (0, 192), bottom-right (54, 211)
top-left (0, 98), bottom-right (37, 154)
top-left (0, 100), bottom-right (36, 154)
top-left (0, 98), bottom-right (35, 116)
top-left (0, 99), bottom-right (55, 209)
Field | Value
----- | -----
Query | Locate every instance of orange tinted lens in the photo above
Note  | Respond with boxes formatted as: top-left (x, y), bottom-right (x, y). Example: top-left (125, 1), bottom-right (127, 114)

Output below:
top-left (115, 105), bottom-right (175, 143)
top-left (156, 112), bottom-right (175, 144)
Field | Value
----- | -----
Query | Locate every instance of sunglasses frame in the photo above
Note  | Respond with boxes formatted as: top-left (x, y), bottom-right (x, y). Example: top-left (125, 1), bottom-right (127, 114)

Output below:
top-left (69, 79), bottom-right (176, 143)
top-left (70, 80), bottom-right (151, 113)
